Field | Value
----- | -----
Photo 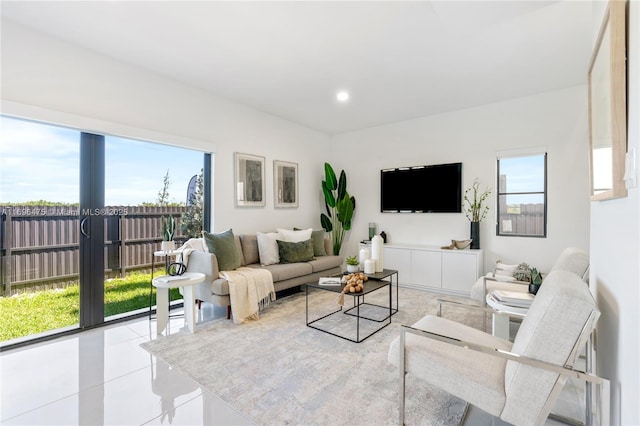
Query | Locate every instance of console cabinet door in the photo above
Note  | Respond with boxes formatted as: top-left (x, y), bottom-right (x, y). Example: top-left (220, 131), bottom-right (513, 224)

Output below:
top-left (442, 252), bottom-right (479, 293)
top-left (411, 250), bottom-right (442, 288)
top-left (383, 247), bottom-right (411, 283)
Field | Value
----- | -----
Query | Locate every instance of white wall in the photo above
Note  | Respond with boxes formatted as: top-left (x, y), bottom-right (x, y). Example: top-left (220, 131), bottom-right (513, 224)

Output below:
top-left (330, 86), bottom-right (591, 274)
top-left (589, 1), bottom-right (640, 425)
top-left (0, 21), bottom-right (330, 234)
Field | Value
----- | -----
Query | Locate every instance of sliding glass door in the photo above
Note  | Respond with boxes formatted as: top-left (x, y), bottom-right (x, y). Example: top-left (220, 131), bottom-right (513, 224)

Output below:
top-left (0, 115), bottom-right (210, 345)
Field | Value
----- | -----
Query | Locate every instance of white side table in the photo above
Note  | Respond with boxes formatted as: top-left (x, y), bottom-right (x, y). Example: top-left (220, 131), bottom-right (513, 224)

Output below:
top-left (485, 293), bottom-right (531, 340)
top-left (153, 272), bottom-right (205, 336)
top-left (149, 250), bottom-right (182, 319)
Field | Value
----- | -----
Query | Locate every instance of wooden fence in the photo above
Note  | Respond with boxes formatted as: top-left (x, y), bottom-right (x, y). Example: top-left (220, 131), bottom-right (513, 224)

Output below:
top-left (499, 203), bottom-right (545, 236)
top-left (0, 206), bottom-right (189, 295)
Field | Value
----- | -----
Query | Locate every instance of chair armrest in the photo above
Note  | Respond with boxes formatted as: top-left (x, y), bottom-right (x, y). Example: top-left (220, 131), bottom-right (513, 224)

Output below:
top-left (436, 297), bottom-right (494, 317)
top-left (399, 323), bottom-right (608, 386)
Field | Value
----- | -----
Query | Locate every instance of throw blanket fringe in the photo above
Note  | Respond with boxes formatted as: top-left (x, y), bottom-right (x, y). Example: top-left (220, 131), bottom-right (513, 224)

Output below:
top-left (220, 267), bottom-right (276, 324)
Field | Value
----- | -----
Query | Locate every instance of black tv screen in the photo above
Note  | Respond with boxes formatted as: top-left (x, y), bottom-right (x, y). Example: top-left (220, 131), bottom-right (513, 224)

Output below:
top-left (381, 163), bottom-right (462, 213)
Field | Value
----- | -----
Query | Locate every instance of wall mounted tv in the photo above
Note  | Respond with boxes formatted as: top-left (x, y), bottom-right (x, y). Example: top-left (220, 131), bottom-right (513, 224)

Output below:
top-left (380, 162), bottom-right (462, 213)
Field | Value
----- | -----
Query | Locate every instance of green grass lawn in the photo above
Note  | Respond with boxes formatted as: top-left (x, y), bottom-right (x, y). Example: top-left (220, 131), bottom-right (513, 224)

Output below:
top-left (0, 272), bottom-right (181, 342)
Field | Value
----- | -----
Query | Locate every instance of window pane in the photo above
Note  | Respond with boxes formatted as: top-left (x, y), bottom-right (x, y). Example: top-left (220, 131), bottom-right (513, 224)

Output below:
top-left (498, 155), bottom-right (545, 193)
top-left (498, 194), bottom-right (545, 236)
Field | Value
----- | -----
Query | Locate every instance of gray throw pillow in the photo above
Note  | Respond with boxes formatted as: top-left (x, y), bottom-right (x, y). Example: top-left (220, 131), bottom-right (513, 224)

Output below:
top-left (203, 229), bottom-right (241, 271)
top-left (277, 239), bottom-right (314, 263)
top-left (294, 228), bottom-right (326, 256)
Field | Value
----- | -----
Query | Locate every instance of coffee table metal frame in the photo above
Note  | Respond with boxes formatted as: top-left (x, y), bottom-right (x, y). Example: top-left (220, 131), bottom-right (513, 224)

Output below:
top-left (305, 269), bottom-right (399, 343)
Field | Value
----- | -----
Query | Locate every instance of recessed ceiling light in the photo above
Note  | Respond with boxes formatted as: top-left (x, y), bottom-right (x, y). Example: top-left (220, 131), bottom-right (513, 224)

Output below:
top-left (336, 91), bottom-right (350, 103)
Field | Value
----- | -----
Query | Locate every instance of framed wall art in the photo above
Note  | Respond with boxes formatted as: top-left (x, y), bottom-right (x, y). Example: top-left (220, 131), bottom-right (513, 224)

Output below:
top-left (235, 153), bottom-right (265, 207)
top-left (274, 160), bottom-right (298, 208)
top-left (588, 0), bottom-right (627, 201)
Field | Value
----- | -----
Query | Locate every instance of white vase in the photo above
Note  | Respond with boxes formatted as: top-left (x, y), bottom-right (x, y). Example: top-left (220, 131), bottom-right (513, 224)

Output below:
top-left (161, 240), bottom-right (176, 252)
top-left (358, 248), bottom-right (370, 270)
top-left (371, 235), bottom-right (384, 272)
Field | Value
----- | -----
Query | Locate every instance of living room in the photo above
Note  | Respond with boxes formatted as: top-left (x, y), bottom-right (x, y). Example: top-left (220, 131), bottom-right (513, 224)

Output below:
top-left (1, 1), bottom-right (638, 425)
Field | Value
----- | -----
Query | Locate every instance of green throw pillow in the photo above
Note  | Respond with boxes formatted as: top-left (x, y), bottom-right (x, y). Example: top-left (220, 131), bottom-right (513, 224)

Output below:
top-left (294, 228), bottom-right (326, 256)
top-left (203, 229), bottom-right (241, 271)
top-left (277, 239), bottom-right (314, 263)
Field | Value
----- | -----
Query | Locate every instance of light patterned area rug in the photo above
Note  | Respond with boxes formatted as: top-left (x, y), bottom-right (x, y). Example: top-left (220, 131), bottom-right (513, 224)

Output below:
top-left (141, 286), bottom-right (487, 426)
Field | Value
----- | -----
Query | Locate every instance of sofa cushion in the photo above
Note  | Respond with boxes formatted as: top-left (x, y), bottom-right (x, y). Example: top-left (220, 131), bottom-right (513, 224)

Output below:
top-left (307, 256), bottom-right (343, 273)
top-left (239, 234), bottom-right (260, 265)
top-left (277, 239), bottom-right (314, 263)
top-left (277, 227), bottom-right (312, 242)
top-left (295, 228), bottom-right (327, 256)
top-left (256, 232), bottom-right (281, 266)
top-left (249, 262), bottom-right (313, 282)
top-left (203, 229), bottom-right (242, 271)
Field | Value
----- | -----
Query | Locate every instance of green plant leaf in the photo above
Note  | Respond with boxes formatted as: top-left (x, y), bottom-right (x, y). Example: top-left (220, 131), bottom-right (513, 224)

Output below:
top-left (321, 180), bottom-right (336, 207)
top-left (324, 163), bottom-right (337, 190)
top-left (337, 170), bottom-right (347, 201)
top-left (320, 213), bottom-right (333, 232)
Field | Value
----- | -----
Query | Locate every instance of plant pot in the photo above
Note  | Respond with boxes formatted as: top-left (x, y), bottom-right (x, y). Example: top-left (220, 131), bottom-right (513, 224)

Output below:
top-left (346, 264), bottom-right (359, 273)
top-left (470, 221), bottom-right (480, 249)
top-left (161, 240), bottom-right (176, 252)
top-left (529, 283), bottom-right (541, 295)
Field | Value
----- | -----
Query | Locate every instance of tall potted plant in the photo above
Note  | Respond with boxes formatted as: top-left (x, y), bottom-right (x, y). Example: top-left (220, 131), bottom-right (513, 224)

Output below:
top-left (320, 163), bottom-right (356, 255)
top-left (464, 178), bottom-right (491, 249)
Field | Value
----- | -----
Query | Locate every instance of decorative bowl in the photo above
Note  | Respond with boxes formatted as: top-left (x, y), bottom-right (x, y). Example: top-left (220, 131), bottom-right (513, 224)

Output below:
top-left (454, 239), bottom-right (472, 249)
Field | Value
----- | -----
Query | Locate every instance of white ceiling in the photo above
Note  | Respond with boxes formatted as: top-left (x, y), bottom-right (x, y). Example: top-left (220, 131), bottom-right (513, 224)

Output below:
top-left (1, 1), bottom-right (594, 135)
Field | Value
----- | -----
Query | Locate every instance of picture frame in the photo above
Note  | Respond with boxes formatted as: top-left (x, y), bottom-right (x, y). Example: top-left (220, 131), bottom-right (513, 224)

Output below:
top-left (588, 0), bottom-right (627, 201)
top-left (234, 153), bottom-right (265, 207)
top-left (274, 160), bottom-right (298, 208)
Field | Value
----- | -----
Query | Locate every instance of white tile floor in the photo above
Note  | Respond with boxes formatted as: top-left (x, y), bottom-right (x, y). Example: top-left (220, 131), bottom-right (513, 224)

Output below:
top-left (1, 304), bottom-right (586, 426)
top-left (0, 305), bottom-right (255, 426)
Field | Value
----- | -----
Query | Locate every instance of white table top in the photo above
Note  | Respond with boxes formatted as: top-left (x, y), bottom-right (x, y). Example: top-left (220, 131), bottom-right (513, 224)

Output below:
top-left (152, 272), bottom-right (205, 289)
top-left (154, 250), bottom-right (182, 257)
top-left (486, 292), bottom-right (531, 315)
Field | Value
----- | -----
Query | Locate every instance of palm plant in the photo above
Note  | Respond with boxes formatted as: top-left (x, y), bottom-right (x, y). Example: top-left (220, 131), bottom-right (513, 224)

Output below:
top-left (320, 163), bottom-right (356, 255)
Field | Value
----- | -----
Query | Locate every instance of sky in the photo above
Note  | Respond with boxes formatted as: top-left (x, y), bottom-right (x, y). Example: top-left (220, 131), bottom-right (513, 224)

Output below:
top-left (0, 116), bottom-right (203, 205)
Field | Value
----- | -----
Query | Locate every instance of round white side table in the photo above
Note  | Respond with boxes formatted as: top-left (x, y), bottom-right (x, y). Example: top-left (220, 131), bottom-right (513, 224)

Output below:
top-left (485, 292), bottom-right (531, 340)
top-left (152, 272), bottom-right (205, 336)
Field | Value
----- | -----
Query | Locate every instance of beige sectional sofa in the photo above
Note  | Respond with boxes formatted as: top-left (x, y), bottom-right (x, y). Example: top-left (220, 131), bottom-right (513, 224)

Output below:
top-left (180, 232), bottom-right (343, 319)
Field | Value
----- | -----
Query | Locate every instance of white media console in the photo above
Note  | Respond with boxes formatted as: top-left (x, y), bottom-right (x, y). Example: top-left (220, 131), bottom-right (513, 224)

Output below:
top-left (361, 243), bottom-right (483, 295)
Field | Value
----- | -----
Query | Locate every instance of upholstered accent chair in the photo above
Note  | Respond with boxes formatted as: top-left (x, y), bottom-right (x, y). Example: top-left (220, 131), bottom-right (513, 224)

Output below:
top-left (389, 270), bottom-right (609, 426)
top-left (469, 247), bottom-right (590, 302)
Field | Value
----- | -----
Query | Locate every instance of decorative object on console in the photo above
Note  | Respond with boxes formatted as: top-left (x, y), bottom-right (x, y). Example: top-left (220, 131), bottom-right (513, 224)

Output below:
top-left (440, 239), bottom-right (472, 250)
top-left (464, 178), bottom-right (491, 249)
top-left (368, 222), bottom-right (376, 239)
top-left (160, 215), bottom-right (176, 252)
top-left (380, 231), bottom-right (387, 243)
top-left (235, 152), bottom-right (265, 207)
top-left (371, 234), bottom-right (384, 272)
top-left (345, 256), bottom-right (359, 273)
top-left (320, 162), bottom-right (356, 255)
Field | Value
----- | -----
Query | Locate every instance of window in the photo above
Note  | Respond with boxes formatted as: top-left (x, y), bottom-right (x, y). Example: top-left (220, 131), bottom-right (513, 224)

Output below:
top-left (496, 153), bottom-right (547, 237)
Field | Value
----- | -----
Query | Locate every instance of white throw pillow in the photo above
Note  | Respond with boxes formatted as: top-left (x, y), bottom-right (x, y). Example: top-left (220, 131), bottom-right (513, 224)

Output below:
top-left (257, 232), bottom-right (281, 266)
top-left (277, 227), bottom-right (312, 243)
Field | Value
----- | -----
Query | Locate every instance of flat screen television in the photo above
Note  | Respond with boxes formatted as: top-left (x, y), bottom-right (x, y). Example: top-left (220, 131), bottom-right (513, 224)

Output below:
top-left (380, 162), bottom-right (462, 213)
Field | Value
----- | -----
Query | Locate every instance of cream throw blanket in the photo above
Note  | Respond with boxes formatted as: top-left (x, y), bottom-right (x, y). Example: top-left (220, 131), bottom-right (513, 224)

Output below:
top-left (220, 267), bottom-right (276, 324)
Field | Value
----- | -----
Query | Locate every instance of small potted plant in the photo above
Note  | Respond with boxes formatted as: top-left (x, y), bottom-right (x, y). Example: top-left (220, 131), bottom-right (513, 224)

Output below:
top-left (528, 267), bottom-right (543, 294)
top-left (345, 256), bottom-right (359, 273)
top-left (160, 215), bottom-right (176, 252)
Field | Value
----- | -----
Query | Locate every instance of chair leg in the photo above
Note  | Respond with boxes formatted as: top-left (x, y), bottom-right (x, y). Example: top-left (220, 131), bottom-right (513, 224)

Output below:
top-left (399, 329), bottom-right (406, 425)
top-left (226, 305), bottom-right (231, 320)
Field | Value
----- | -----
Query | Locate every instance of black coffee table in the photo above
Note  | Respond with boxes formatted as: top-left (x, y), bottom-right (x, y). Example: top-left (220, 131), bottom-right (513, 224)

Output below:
top-left (305, 269), bottom-right (399, 343)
